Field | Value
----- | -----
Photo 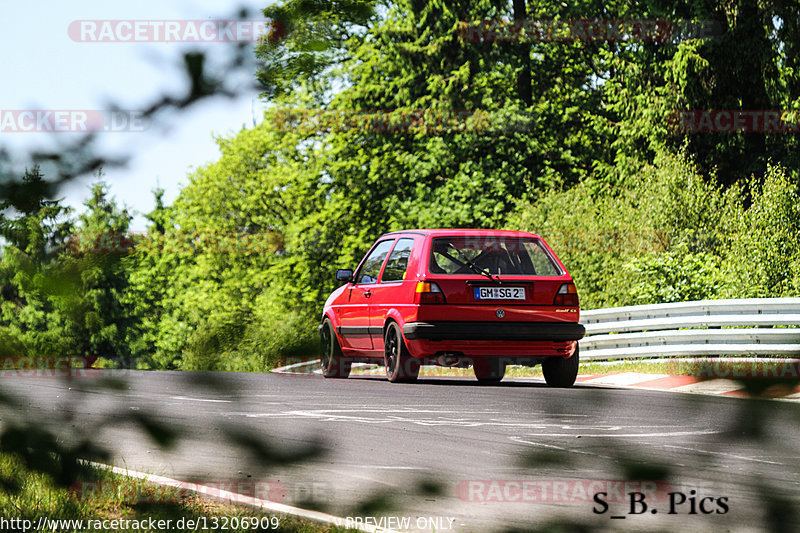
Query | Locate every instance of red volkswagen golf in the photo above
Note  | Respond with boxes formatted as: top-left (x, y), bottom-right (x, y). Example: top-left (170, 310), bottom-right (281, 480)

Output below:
top-left (318, 229), bottom-right (585, 385)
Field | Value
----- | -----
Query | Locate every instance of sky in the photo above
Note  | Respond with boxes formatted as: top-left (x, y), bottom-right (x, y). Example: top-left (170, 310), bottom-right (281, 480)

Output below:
top-left (0, 0), bottom-right (274, 231)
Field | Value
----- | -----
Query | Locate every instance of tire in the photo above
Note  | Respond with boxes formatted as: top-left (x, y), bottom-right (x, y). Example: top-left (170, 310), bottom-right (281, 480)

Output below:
top-left (384, 322), bottom-right (419, 382)
top-left (473, 358), bottom-right (505, 383)
top-left (319, 319), bottom-right (351, 378)
top-left (542, 347), bottom-right (579, 388)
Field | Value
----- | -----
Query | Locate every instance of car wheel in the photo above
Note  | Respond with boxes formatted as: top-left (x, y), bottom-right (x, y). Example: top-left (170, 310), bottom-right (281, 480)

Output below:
top-left (542, 347), bottom-right (579, 387)
top-left (384, 322), bottom-right (419, 383)
top-left (319, 319), bottom-right (351, 378)
top-left (473, 358), bottom-right (505, 383)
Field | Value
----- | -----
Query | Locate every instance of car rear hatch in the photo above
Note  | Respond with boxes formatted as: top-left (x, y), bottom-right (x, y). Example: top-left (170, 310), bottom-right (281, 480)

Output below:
top-left (416, 235), bottom-right (578, 323)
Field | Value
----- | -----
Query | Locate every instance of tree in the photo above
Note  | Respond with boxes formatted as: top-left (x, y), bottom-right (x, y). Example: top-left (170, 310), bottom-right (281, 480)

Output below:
top-left (0, 166), bottom-right (74, 357)
top-left (63, 180), bottom-right (133, 365)
top-left (0, 166), bottom-right (73, 263)
top-left (256, 0), bottom-right (379, 102)
top-left (124, 129), bottom-right (297, 370)
top-left (602, 0), bottom-right (800, 186)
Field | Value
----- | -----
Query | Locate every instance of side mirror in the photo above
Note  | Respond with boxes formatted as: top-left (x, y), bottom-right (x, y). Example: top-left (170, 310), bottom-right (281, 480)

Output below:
top-left (336, 269), bottom-right (354, 283)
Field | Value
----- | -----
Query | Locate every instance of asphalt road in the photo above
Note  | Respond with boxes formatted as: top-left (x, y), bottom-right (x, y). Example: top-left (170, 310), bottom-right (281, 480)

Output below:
top-left (2, 370), bottom-right (799, 532)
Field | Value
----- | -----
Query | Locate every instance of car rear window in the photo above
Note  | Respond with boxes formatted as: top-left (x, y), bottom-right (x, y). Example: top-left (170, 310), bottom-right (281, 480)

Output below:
top-left (429, 236), bottom-right (562, 276)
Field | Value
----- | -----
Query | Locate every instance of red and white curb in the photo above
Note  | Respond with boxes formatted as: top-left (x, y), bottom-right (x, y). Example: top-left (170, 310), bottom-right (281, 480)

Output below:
top-left (271, 359), bottom-right (322, 374)
top-left (574, 372), bottom-right (800, 400)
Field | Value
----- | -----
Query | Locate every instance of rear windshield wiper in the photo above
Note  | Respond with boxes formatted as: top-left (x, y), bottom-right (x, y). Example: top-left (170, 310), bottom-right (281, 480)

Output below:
top-left (446, 242), bottom-right (497, 282)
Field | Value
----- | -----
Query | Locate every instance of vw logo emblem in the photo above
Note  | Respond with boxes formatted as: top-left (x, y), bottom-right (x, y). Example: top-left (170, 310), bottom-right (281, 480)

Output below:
top-left (496, 308), bottom-right (505, 318)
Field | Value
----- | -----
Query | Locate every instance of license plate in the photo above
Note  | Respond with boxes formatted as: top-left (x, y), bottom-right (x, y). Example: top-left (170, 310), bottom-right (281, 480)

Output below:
top-left (473, 287), bottom-right (526, 300)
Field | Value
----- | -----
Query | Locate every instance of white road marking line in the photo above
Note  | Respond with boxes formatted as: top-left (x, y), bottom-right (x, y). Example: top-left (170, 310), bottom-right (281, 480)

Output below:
top-left (346, 465), bottom-right (426, 470)
top-left (82, 460), bottom-right (396, 533)
top-left (170, 396), bottom-right (232, 403)
top-left (661, 444), bottom-right (786, 465)
top-left (249, 408), bottom-right (554, 428)
top-left (517, 430), bottom-right (720, 438)
top-left (509, 437), bottom-right (614, 459)
top-left (509, 437), bottom-right (690, 467)
top-left (264, 409), bottom-right (674, 430)
top-left (249, 409), bottom-right (704, 434)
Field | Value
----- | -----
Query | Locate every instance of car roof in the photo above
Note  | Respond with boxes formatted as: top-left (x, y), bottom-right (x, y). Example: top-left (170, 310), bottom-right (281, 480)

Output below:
top-left (380, 228), bottom-right (542, 239)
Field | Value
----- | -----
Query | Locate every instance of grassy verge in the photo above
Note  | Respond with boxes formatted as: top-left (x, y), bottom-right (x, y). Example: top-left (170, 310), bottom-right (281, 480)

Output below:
top-left (347, 360), bottom-right (677, 378)
top-left (0, 452), bottom-right (354, 533)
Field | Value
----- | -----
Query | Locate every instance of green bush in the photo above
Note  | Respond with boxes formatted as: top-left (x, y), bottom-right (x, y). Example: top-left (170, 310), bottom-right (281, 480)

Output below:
top-left (722, 164), bottom-right (800, 298)
top-left (238, 295), bottom-right (318, 371)
top-left (621, 243), bottom-right (723, 304)
top-left (509, 153), bottom-right (798, 308)
top-left (179, 296), bottom-right (317, 373)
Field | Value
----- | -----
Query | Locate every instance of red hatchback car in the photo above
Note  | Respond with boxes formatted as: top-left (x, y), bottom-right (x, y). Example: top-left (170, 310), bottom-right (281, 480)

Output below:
top-left (318, 229), bottom-right (585, 385)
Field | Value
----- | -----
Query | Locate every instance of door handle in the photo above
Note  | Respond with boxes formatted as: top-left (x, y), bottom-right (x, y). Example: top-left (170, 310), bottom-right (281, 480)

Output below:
top-left (364, 291), bottom-right (371, 298)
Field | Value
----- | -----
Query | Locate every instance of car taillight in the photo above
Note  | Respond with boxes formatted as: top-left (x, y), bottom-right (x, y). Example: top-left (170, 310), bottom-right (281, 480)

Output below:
top-left (415, 281), bottom-right (446, 304)
top-left (554, 283), bottom-right (579, 306)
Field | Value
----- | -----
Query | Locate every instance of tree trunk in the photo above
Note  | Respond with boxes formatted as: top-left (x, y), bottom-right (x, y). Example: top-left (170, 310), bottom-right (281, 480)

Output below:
top-left (513, 0), bottom-right (532, 106)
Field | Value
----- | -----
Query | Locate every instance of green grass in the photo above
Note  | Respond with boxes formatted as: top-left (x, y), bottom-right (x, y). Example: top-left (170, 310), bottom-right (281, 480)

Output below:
top-left (348, 360), bottom-right (677, 378)
top-left (0, 452), bottom-right (355, 533)
top-left (350, 358), bottom-right (800, 379)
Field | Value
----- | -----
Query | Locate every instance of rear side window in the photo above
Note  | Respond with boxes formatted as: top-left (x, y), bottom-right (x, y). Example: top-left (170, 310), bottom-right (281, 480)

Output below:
top-left (429, 236), bottom-right (562, 276)
top-left (355, 240), bottom-right (395, 284)
top-left (381, 238), bottom-right (414, 282)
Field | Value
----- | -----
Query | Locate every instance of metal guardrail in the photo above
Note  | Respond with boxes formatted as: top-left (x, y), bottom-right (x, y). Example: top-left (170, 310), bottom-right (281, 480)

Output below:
top-left (579, 298), bottom-right (800, 361)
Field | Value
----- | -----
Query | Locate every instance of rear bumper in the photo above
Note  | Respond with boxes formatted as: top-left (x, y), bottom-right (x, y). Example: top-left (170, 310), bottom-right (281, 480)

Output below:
top-left (402, 321), bottom-right (585, 342)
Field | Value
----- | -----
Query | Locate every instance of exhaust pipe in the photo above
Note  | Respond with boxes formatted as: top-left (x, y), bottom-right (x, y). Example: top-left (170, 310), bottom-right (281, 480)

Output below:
top-left (436, 353), bottom-right (463, 367)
